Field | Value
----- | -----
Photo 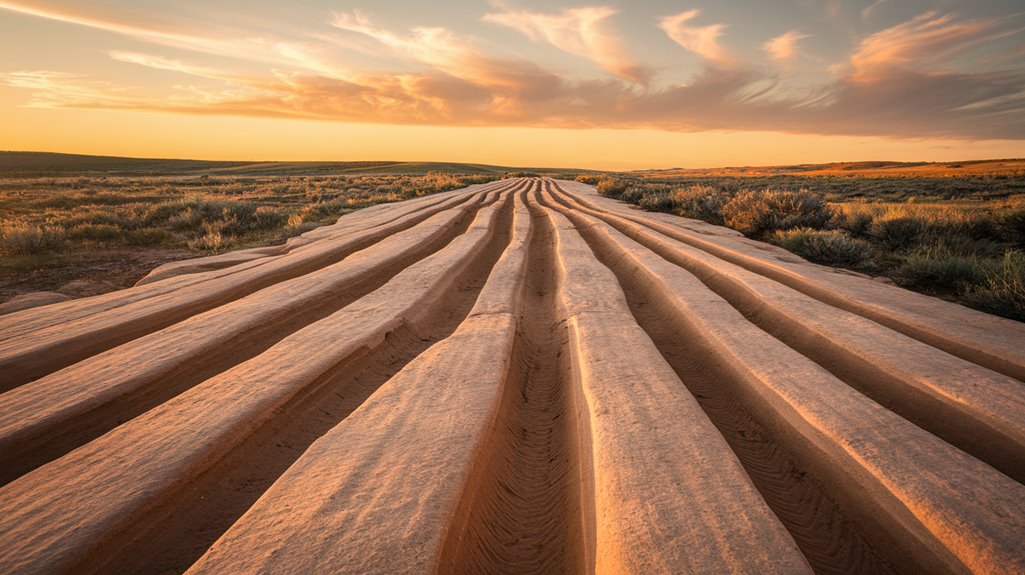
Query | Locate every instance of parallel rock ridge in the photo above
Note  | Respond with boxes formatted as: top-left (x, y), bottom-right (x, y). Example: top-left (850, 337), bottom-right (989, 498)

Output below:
top-left (0, 178), bottom-right (1023, 574)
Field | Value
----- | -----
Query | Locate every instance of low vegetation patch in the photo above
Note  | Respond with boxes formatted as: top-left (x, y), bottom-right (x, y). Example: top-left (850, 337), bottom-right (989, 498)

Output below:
top-left (588, 173), bottom-right (1025, 321)
top-left (721, 190), bottom-right (832, 236)
top-left (965, 251), bottom-right (1025, 321)
top-left (1, 171), bottom-right (495, 301)
top-left (772, 228), bottom-right (874, 267)
top-left (0, 222), bottom-right (66, 255)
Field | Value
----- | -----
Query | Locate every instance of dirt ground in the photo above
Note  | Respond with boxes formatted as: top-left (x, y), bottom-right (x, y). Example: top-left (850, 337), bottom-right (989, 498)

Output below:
top-left (0, 248), bottom-right (193, 302)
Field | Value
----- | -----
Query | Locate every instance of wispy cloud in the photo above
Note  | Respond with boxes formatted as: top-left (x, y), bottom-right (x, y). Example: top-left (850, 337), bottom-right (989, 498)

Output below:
top-left (861, 0), bottom-right (888, 21)
top-left (658, 9), bottom-right (734, 66)
top-left (2, 71), bottom-right (139, 108)
top-left (764, 30), bottom-right (811, 62)
top-left (0, 2), bottom-right (256, 63)
top-left (0, 1), bottom-right (354, 80)
top-left (482, 4), bottom-right (650, 84)
top-left (332, 11), bottom-right (544, 89)
top-left (109, 51), bottom-right (228, 80)
top-left (845, 11), bottom-right (1008, 82)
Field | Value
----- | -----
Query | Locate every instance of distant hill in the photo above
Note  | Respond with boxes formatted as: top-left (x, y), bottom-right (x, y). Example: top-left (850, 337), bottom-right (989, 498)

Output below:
top-left (4, 151), bottom-right (1021, 179)
top-left (626, 159), bottom-right (1025, 178)
top-left (0, 152), bottom-right (586, 178)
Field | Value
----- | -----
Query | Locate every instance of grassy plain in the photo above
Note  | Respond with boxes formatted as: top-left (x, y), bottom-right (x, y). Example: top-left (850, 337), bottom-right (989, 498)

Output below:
top-left (5, 153), bottom-right (1024, 321)
top-left (586, 160), bottom-right (1025, 320)
top-left (0, 153), bottom-right (538, 301)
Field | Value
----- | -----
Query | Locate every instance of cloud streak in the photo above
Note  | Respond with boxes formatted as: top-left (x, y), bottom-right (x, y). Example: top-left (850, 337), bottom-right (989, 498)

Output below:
top-left (0, 0), bottom-right (355, 80)
top-left (861, 0), bottom-right (888, 21)
top-left (659, 9), bottom-right (734, 65)
top-left (482, 4), bottom-right (650, 83)
top-left (764, 30), bottom-right (811, 62)
top-left (845, 11), bottom-right (1007, 82)
top-left (109, 51), bottom-right (230, 80)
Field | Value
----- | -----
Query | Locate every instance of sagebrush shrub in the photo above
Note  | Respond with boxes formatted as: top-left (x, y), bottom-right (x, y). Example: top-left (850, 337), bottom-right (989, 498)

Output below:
top-left (595, 177), bottom-right (629, 199)
top-left (638, 191), bottom-right (676, 213)
top-left (831, 210), bottom-right (873, 237)
top-left (893, 244), bottom-right (990, 291)
top-left (869, 216), bottom-right (925, 251)
top-left (772, 228), bottom-right (874, 266)
top-left (966, 250), bottom-right (1025, 320)
top-left (998, 210), bottom-right (1025, 246)
top-left (187, 221), bottom-right (229, 251)
top-left (721, 189), bottom-right (833, 236)
top-left (619, 186), bottom-right (644, 204)
top-left (124, 227), bottom-right (172, 246)
top-left (68, 223), bottom-right (121, 241)
top-left (0, 222), bottom-right (65, 255)
top-left (671, 185), bottom-right (732, 224)
top-left (253, 206), bottom-right (288, 230)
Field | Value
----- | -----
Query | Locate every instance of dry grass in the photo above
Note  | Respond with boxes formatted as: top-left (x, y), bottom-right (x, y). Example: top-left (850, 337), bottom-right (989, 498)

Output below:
top-left (626, 159), bottom-right (1025, 179)
top-left (588, 174), bottom-right (1025, 321)
top-left (1, 171), bottom-right (495, 301)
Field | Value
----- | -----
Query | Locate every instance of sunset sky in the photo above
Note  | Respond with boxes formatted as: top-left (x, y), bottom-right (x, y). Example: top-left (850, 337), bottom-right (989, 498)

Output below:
top-left (1, 0), bottom-right (1023, 169)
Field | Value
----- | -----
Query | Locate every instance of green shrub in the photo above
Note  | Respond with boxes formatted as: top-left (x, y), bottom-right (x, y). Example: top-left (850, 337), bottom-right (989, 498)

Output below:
top-left (145, 201), bottom-right (191, 226)
top-left (997, 210), bottom-right (1025, 246)
top-left (965, 250), bottom-right (1025, 320)
top-left (869, 216), bottom-right (926, 251)
top-left (618, 186), bottom-right (644, 204)
top-left (831, 210), bottom-right (873, 237)
top-left (187, 222), bottom-right (229, 252)
top-left (892, 244), bottom-right (990, 291)
top-left (574, 174), bottom-right (603, 185)
top-left (638, 191), bottom-right (676, 213)
top-left (671, 185), bottom-right (732, 224)
top-left (772, 228), bottom-right (874, 266)
top-left (125, 227), bottom-right (173, 246)
top-left (68, 223), bottom-right (121, 241)
top-left (253, 205), bottom-right (288, 231)
top-left (919, 214), bottom-right (994, 243)
top-left (416, 171), bottom-right (461, 192)
top-left (62, 210), bottom-right (127, 229)
top-left (0, 222), bottom-right (65, 255)
top-left (301, 199), bottom-right (352, 222)
top-left (168, 206), bottom-right (202, 231)
top-left (595, 176), bottom-right (629, 199)
top-left (721, 189), bottom-right (833, 236)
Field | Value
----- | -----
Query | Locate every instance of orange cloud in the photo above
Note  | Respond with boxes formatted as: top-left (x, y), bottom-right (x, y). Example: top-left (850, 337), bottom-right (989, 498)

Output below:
top-left (332, 11), bottom-right (542, 90)
top-left (763, 30), bottom-right (811, 62)
top-left (2, 71), bottom-right (141, 108)
top-left (482, 4), bottom-right (650, 84)
top-left (861, 0), bottom-right (888, 21)
top-left (108, 51), bottom-right (229, 80)
top-left (0, 1), bottom-right (355, 81)
top-left (845, 11), bottom-right (1003, 82)
top-left (659, 9), bottom-right (734, 66)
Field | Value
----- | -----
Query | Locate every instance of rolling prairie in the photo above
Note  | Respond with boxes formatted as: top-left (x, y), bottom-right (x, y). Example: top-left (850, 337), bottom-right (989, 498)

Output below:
top-left (0, 155), bottom-right (517, 303)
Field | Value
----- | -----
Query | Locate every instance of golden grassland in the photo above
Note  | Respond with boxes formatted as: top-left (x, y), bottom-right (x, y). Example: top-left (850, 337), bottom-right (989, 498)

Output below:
top-left (628, 159), bottom-right (1025, 178)
top-left (0, 172), bottom-right (495, 300)
top-left (3, 153), bottom-right (1024, 321)
top-left (584, 170), bottom-right (1025, 321)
